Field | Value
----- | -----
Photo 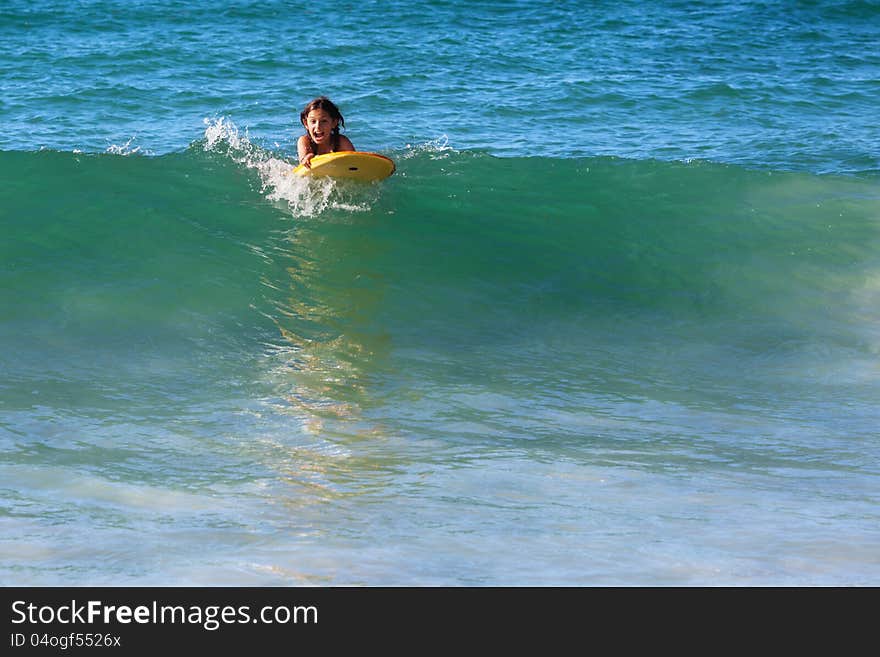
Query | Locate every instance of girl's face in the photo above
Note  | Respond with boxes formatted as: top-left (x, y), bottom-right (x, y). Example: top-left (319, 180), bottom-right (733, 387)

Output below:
top-left (303, 109), bottom-right (338, 146)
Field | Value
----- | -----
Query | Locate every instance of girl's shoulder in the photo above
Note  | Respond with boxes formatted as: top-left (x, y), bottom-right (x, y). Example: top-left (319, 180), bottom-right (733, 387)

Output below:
top-left (336, 134), bottom-right (355, 151)
top-left (297, 134), bottom-right (314, 157)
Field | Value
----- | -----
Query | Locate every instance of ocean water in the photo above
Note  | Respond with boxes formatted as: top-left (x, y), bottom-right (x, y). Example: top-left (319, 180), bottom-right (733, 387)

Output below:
top-left (1, 0), bottom-right (879, 585)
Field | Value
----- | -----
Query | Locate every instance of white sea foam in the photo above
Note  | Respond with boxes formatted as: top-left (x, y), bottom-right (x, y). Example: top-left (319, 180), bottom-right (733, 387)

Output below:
top-left (401, 134), bottom-right (454, 160)
top-left (105, 136), bottom-right (148, 155)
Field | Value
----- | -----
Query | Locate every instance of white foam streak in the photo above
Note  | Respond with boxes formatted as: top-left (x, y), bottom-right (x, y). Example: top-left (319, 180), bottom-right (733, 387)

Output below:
top-left (105, 136), bottom-right (146, 155)
top-left (402, 134), bottom-right (453, 160)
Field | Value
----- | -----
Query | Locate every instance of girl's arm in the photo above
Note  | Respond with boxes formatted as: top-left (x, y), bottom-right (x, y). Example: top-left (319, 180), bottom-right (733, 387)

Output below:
top-left (297, 135), bottom-right (314, 168)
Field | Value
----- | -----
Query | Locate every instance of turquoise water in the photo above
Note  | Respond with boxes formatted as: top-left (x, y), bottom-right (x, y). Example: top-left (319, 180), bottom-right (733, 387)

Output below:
top-left (2, 0), bottom-right (879, 585)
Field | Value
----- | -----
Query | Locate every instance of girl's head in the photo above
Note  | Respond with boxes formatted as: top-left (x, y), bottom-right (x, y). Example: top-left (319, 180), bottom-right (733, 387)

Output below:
top-left (300, 96), bottom-right (345, 148)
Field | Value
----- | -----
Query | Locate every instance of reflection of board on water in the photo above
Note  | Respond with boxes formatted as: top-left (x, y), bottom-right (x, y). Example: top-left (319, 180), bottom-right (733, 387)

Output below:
top-left (292, 152), bottom-right (396, 182)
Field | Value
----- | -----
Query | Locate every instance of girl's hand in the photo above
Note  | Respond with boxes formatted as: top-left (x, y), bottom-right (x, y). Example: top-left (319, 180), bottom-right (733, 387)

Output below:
top-left (299, 152), bottom-right (314, 169)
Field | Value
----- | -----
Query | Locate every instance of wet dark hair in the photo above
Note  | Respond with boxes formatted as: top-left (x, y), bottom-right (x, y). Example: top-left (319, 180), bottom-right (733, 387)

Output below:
top-left (299, 96), bottom-right (345, 153)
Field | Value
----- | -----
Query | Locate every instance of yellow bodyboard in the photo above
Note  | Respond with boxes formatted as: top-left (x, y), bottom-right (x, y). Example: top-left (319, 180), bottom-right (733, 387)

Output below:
top-left (292, 151), bottom-right (395, 182)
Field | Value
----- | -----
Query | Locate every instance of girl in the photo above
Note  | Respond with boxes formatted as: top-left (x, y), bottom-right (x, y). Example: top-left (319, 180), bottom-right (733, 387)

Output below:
top-left (297, 96), bottom-right (355, 169)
